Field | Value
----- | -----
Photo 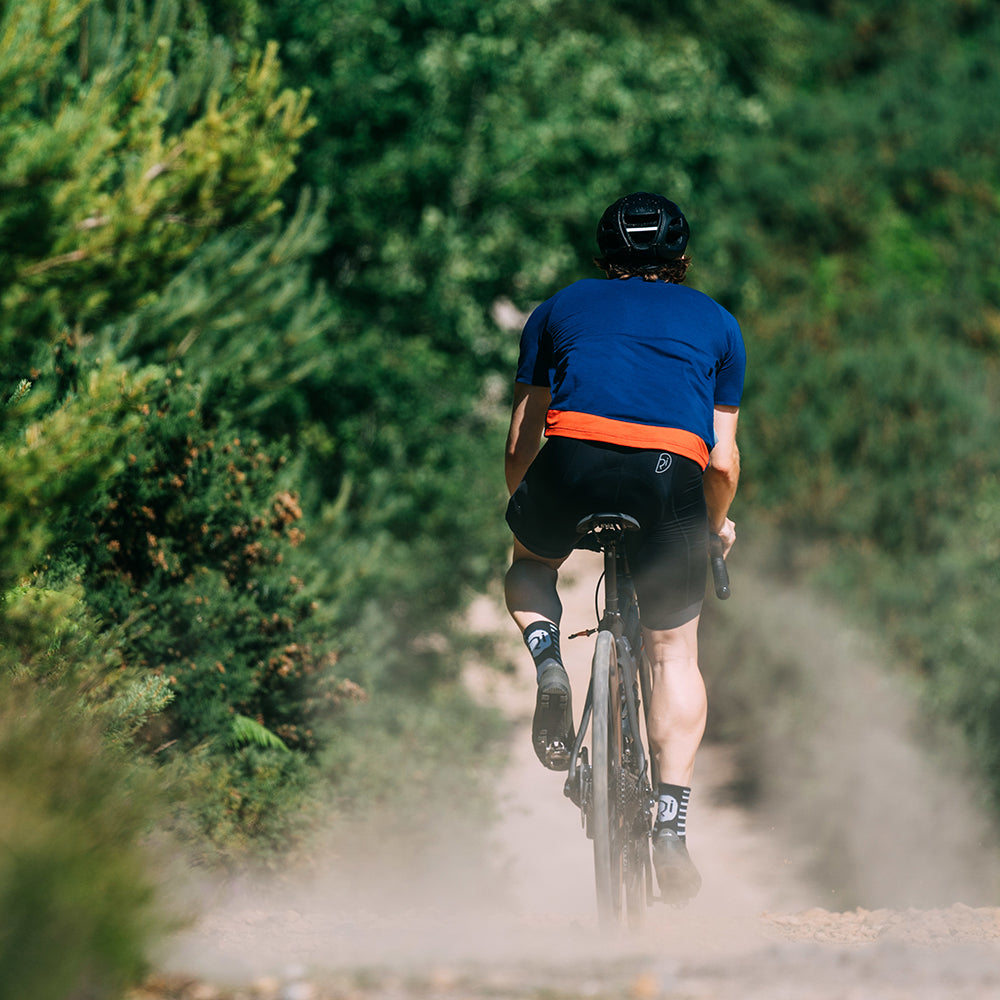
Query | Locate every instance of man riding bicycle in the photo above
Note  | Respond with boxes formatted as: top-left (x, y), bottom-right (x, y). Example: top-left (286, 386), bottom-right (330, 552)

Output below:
top-left (503, 192), bottom-right (745, 905)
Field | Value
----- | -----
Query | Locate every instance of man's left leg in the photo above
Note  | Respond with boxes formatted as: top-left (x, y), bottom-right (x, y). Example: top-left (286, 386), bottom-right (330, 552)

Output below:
top-left (505, 541), bottom-right (574, 770)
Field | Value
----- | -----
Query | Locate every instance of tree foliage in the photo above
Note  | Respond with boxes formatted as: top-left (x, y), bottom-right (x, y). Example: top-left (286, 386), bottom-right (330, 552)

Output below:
top-left (0, 0), bottom-right (311, 402)
top-left (5, 4), bottom-right (1000, 974)
top-left (707, 0), bottom-right (1000, 807)
top-left (53, 374), bottom-right (338, 752)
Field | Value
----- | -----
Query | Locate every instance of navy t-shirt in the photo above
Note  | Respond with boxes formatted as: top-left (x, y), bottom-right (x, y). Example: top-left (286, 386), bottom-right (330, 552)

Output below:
top-left (516, 278), bottom-right (746, 468)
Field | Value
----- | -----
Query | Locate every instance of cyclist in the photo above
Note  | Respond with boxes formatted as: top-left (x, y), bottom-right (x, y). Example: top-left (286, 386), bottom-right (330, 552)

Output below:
top-left (503, 192), bottom-right (744, 905)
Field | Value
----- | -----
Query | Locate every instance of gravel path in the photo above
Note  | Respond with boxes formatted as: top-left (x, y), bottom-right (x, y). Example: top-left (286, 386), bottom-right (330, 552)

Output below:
top-left (140, 553), bottom-right (1000, 1000)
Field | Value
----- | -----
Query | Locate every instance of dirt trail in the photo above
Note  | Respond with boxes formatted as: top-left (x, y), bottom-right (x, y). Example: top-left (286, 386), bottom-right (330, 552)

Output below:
top-left (147, 552), bottom-right (1000, 1000)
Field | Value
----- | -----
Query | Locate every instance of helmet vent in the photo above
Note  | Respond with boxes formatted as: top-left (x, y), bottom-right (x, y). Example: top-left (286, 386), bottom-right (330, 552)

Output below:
top-left (626, 212), bottom-right (660, 234)
top-left (626, 211), bottom-right (660, 244)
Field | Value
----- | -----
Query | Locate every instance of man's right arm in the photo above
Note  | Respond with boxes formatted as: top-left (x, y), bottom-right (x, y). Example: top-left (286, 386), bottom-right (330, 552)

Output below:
top-left (704, 404), bottom-right (740, 556)
top-left (505, 382), bottom-right (551, 494)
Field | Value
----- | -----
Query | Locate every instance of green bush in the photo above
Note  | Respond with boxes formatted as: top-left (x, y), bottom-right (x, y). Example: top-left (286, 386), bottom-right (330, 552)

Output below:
top-left (161, 742), bottom-right (315, 867)
top-left (39, 370), bottom-right (361, 857)
top-left (315, 683), bottom-right (507, 867)
top-left (57, 372), bottom-right (338, 754)
top-left (0, 684), bottom-right (163, 1000)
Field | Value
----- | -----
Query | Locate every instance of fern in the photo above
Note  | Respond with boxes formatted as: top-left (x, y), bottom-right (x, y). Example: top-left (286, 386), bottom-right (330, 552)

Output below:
top-left (229, 714), bottom-right (290, 753)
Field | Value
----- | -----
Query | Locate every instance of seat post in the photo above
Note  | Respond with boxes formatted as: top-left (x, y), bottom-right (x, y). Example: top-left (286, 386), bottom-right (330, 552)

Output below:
top-left (573, 513), bottom-right (640, 630)
top-left (603, 539), bottom-right (620, 620)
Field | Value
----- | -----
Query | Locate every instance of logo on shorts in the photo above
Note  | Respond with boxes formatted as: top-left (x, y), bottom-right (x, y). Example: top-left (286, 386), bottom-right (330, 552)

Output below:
top-left (655, 453), bottom-right (672, 474)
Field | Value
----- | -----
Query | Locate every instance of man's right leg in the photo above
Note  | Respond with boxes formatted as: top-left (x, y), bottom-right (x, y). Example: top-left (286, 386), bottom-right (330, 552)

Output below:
top-left (643, 617), bottom-right (706, 903)
top-left (505, 540), bottom-right (574, 770)
top-left (644, 617), bottom-right (706, 786)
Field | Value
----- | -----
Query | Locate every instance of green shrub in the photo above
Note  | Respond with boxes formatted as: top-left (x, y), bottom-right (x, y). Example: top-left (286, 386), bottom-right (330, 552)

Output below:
top-left (318, 683), bottom-right (506, 833)
top-left (0, 684), bottom-right (163, 1000)
top-left (57, 372), bottom-right (340, 755)
top-left (42, 370), bottom-right (361, 857)
top-left (161, 742), bottom-right (315, 867)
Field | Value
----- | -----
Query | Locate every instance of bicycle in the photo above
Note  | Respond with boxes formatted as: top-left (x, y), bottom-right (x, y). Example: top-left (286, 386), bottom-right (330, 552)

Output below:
top-left (562, 513), bottom-right (730, 928)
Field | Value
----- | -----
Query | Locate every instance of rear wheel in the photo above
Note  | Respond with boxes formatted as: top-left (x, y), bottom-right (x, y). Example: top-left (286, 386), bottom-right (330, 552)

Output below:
top-left (623, 797), bottom-right (650, 927)
top-left (591, 630), bottom-right (624, 926)
top-left (619, 655), bottom-right (650, 928)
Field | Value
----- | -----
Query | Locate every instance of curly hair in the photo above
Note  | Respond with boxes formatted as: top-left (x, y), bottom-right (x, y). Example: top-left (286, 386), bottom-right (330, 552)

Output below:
top-left (593, 255), bottom-right (692, 284)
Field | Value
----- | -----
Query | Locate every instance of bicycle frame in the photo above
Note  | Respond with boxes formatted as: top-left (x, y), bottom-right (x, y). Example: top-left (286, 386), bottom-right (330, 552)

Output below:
top-left (562, 516), bottom-right (730, 925)
top-left (565, 516), bottom-right (648, 798)
top-left (564, 514), bottom-right (656, 925)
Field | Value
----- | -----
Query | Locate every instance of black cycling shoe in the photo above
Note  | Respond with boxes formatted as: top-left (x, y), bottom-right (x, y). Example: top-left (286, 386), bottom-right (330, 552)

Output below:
top-left (652, 827), bottom-right (702, 905)
top-left (531, 660), bottom-right (574, 771)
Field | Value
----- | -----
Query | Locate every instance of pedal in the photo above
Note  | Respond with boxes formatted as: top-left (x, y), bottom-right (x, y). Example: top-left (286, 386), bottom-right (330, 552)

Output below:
top-left (544, 739), bottom-right (571, 770)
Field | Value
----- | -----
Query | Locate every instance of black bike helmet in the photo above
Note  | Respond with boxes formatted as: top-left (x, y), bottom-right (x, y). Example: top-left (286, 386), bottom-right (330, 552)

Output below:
top-left (596, 192), bottom-right (690, 264)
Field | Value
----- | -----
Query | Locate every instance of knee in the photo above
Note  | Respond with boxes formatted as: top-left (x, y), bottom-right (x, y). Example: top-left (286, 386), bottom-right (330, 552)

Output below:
top-left (504, 557), bottom-right (563, 623)
top-left (505, 557), bottom-right (559, 593)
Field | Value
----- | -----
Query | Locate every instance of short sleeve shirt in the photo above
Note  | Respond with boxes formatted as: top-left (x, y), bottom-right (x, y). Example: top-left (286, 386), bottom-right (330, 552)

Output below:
top-left (516, 278), bottom-right (746, 468)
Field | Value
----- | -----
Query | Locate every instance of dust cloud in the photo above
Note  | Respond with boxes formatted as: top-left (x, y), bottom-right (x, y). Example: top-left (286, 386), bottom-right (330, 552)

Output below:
top-left (160, 551), bottom-right (806, 985)
top-left (705, 551), bottom-right (1000, 910)
top-left (155, 549), bottom-right (1000, 998)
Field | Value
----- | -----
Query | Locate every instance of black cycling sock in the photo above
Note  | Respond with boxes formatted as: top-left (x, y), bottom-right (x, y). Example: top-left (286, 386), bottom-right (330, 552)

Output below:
top-left (522, 620), bottom-right (561, 679)
top-left (655, 783), bottom-right (691, 838)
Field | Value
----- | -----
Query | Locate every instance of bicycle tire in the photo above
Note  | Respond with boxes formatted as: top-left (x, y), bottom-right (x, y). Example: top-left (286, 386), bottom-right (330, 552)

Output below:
top-left (618, 645), bottom-right (649, 927)
top-left (591, 629), bottom-right (624, 926)
top-left (624, 831), bottom-right (647, 926)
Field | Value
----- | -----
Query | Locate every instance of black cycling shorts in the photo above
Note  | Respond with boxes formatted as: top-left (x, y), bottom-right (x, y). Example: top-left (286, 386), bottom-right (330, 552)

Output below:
top-left (506, 437), bottom-right (708, 630)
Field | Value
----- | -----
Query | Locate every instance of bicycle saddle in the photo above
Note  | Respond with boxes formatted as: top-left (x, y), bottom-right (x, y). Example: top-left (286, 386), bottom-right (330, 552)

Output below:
top-left (575, 512), bottom-right (641, 538)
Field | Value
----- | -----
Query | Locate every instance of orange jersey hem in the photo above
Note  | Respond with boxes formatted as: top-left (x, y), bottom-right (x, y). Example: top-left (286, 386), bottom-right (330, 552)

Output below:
top-left (545, 410), bottom-right (710, 469)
